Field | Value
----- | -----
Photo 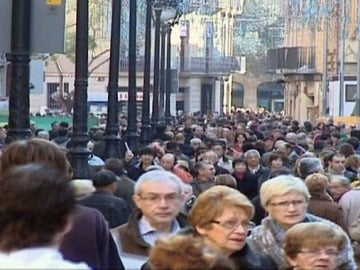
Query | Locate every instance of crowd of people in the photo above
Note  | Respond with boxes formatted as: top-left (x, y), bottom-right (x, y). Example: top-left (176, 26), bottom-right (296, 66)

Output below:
top-left (0, 109), bottom-right (360, 269)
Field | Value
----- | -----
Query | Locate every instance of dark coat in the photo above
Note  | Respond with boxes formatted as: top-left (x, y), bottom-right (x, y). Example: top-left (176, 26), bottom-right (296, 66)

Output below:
top-left (308, 193), bottom-right (348, 233)
top-left (92, 139), bottom-right (126, 161)
top-left (127, 161), bottom-right (155, 181)
top-left (78, 190), bottom-right (130, 229)
top-left (111, 209), bottom-right (189, 256)
top-left (229, 243), bottom-right (278, 270)
top-left (237, 167), bottom-right (265, 200)
top-left (114, 175), bottom-right (136, 211)
top-left (60, 205), bottom-right (124, 269)
top-left (190, 178), bottom-right (215, 197)
top-left (251, 195), bottom-right (266, 226)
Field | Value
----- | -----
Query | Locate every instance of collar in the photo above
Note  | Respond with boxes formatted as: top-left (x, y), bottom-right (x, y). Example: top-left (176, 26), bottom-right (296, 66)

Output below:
top-left (248, 165), bottom-right (260, 173)
top-left (138, 216), bottom-right (180, 236)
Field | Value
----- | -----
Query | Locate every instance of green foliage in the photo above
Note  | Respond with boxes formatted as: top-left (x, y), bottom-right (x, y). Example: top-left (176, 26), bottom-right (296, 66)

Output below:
top-left (64, 0), bottom-right (111, 62)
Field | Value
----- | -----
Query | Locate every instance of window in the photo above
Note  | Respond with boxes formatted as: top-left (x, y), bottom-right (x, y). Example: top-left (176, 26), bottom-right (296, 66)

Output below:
top-left (345, 84), bottom-right (357, 102)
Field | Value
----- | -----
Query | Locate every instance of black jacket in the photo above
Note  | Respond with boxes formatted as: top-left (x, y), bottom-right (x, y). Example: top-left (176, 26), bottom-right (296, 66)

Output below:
top-left (60, 205), bottom-right (124, 269)
top-left (237, 167), bottom-right (265, 200)
top-left (229, 242), bottom-right (278, 270)
top-left (78, 190), bottom-right (130, 229)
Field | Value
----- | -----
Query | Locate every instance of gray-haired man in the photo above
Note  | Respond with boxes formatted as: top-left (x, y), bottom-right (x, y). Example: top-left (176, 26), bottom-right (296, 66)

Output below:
top-left (111, 170), bottom-right (188, 268)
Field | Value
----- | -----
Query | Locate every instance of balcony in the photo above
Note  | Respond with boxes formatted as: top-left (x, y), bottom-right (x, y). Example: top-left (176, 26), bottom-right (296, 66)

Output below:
top-left (266, 47), bottom-right (316, 75)
top-left (119, 57), bottom-right (152, 73)
top-left (118, 56), bottom-right (240, 76)
top-left (180, 56), bottom-right (240, 75)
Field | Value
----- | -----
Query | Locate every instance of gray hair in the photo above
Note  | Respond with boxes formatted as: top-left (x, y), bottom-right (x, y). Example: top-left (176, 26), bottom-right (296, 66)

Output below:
top-left (298, 157), bottom-right (323, 178)
top-left (134, 170), bottom-right (184, 195)
top-left (244, 149), bottom-right (260, 159)
top-left (260, 175), bottom-right (310, 208)
top-left (190, 138), bottom-right (202, 145)
top-left (328, 175), bottom-right (351, 187)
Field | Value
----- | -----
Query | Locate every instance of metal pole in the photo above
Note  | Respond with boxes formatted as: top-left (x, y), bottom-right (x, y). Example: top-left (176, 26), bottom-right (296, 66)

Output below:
top-left (339, 0), bottom-right (346, 116)
top-left (322, 13), bottom-right (328, 117)
top-left (159, 23), bottom-right (166, 123)
top-left (356, 0), bottom-right (360, 116)
top-left (105, 0), bottom-right (121, 159)
top-left (6, 0), bottom-right (32, 143)
top-left (69, 0), bottom-right (90, 179)
top-left (151, 8), bottom-right (161, 130)
top-left (127, 0), bottom-right (139, 151)
top-left (140, 0), bottom-right (153, 145)
top-left (165, 24), bottom-right (172, 125)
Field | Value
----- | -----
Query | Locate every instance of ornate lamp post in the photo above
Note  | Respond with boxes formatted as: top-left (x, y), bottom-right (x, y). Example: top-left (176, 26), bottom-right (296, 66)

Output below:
top-left (127, 0), bottom-right (139, 151)
top-left (104, 0), bottom-right (122, 159)
top-left (159, 23), bottom-right (167, 123)
top-left (69, 0), bottom-right (90, 179)
top-left (165, 11), bottom-right (182, 125)
top-left (140, 0), bottom-right (154, 145)
top-left (151, 6), bottom-right (161, 131)
top-left (152, 0), bottom-right (181, 128)
top-left (6, 0), bottom-right (32, 143)
top-left (164, 24), bottom-right (172, 125)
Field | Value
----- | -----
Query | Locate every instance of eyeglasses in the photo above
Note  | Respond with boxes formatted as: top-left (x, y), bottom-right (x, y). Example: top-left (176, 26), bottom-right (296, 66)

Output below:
top-left (299, 248), bottom-right (339, 258)
top-left (211, 220), bottom-right (256, 231)
top-left (269, 199), bottom-right (306, 208)
top-left (138, 193), bottom-right (181, 204)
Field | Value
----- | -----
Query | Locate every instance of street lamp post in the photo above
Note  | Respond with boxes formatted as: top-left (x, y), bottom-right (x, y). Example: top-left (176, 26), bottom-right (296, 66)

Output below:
top-left (151, 7), bottom-right (161, 131)
top-left (140, 0), bottom-right (153, 145)
top-left (6, 0), bottom-right (32, 143)
top-left (104, 0), bottom-right (121, 159)
top-left (69, 0), bottom-right (90, 179)
top-left (159, 23), bottom-right (167, 123)
top-left (127, 0), bottom-right (139, 151)
top-left (165, 24), bottom-right (172, 125)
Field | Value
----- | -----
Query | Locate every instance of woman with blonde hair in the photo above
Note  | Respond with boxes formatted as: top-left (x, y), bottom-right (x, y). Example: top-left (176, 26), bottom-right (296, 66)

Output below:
top-left (247, 175), bottom-right (355, 269)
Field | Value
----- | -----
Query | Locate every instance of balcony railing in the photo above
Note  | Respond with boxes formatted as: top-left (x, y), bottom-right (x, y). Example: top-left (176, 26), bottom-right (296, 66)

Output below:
top-left (118, 56), bottom-right (240, 75)
top-left (266, 47), bottom-right (316, 74)
top-left (119, 57), bottom-right (151, 73)
top-left (180, 56), bottom-right (240, 74)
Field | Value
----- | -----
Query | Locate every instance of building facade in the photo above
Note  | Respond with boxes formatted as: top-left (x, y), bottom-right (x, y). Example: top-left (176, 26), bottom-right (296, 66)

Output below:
top-left (267, 0), bottom-right (359, 123)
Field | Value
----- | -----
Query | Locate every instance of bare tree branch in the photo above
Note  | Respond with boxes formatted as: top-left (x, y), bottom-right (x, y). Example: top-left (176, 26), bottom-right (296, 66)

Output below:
top-left (89, 57), bottom-right (110, 75)
top-left (88, 48), bottom-right (110, 67)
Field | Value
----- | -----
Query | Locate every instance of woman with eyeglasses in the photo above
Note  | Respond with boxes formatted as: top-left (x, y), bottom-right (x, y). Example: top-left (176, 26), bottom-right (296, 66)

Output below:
top-left (187, 185), bottom-right (277, 270)
top-left (284, 222), bottom-right (346, 270)
top-left (247, 175), bottom-right (355, 270)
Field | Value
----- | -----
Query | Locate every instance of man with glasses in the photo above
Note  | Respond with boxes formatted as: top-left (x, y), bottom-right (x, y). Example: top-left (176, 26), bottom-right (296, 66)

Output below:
top-left (111, 170), bottom-right (188, 268)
